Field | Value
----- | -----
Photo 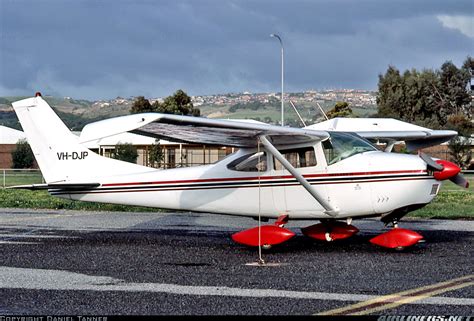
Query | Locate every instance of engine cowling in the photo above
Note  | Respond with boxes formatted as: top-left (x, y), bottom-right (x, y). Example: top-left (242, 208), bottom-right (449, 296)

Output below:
top-left (433, 160), bottom-right (461, 181)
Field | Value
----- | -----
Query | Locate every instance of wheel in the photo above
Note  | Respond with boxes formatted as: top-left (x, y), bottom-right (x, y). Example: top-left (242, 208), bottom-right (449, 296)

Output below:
top-left (262, 244), bottom-right (272, 250)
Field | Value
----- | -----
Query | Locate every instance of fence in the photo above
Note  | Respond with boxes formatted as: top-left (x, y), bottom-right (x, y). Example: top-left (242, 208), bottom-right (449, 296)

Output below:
top-left (1, 169), bottom-right (44, 188)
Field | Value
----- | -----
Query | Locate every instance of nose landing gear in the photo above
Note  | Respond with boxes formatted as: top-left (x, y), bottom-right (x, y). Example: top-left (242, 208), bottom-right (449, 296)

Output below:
top-left (370, 220), bottom-right (424, 250)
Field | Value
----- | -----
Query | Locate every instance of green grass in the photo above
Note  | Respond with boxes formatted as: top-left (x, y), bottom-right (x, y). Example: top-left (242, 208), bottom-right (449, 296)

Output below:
top-left (0, 189), bottom-right (160, 212)
top-left (407, 191), bottom-right (473, 219)
top-left (1, 171), bottom-right (44, 187)
top-left (407, 175), bottom-right (474, 219)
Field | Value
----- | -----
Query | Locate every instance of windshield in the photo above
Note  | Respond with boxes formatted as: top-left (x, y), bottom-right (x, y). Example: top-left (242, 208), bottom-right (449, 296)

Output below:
top-left (322, 132), bottom-right (376, 165)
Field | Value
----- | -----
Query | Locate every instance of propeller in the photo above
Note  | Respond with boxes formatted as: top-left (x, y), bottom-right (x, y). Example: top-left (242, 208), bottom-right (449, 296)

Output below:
top-left (419, 152), bottom-right (443, 171)
top-left (418, 152), bottom-right (469, 188)
top-left (449, 173), bottom-right (470, 188)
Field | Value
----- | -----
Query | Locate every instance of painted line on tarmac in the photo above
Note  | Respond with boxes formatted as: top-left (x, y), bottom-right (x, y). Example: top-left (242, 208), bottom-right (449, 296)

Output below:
top-left (0, 212), bottom-right (98, 224)
top-left (0, 266), bottom-right (472, 306)
top-left (317, 274), bottom-right (474, 316)
top-left (0, 228), bottom-right (39, 243)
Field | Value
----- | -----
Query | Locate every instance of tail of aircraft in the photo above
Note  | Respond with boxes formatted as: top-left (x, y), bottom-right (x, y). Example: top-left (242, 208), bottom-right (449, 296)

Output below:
top-left (12, 94), bottom-right (150, 184)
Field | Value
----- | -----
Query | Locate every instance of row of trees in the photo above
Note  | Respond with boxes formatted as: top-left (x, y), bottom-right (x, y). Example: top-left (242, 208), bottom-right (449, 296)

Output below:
top-left (131, 89), bottom-right (200, 116)
top-left (376, 57), bottom-right (473, 168)
top-left (377, 57), bottom-right (473, 136)
top-left (112, 139), bottom-right (164, 166)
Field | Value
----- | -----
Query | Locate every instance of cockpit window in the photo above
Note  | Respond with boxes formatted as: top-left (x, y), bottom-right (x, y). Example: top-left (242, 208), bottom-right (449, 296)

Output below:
top-left (227, 152), bottom-right (267, 172)
top-left (322, 132), bottom-right (376, 165)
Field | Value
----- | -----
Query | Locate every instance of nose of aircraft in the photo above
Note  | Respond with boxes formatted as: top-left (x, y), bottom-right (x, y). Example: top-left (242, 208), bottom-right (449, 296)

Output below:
top-left (418, 153), bottom-right (469, 188)
top-left (433, 160), bottom-right (461, 181)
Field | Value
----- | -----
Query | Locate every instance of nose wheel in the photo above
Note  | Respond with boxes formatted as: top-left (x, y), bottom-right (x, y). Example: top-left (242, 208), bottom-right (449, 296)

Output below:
top-left (370, 220), bottom-right (423, 249)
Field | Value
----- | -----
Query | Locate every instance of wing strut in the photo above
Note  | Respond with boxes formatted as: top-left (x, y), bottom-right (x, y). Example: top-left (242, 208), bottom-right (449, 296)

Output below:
top-left (259, 135), bottom-right (338, 217)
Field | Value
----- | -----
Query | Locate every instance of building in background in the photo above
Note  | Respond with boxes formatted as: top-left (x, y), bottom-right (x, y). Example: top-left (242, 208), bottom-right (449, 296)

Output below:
top-left (0, 125), bottom-right (27, 168)
top-left (82, 131), bottom-right (232, 168)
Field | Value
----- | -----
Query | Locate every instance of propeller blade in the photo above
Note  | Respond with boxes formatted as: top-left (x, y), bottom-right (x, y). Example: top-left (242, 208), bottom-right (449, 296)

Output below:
top-left (449, 174), bottom-right (470, 189)
top-left (419, 152), bottom-right (444, 171)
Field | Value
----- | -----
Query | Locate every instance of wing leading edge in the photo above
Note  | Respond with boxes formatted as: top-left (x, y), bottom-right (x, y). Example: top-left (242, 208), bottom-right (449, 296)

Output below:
top-left (80, 113), bottom-right (330, 147)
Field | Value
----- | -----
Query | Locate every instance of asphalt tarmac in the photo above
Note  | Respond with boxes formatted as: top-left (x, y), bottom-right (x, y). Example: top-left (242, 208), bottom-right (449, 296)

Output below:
top-left (0, 208), bottom-right (472, 316)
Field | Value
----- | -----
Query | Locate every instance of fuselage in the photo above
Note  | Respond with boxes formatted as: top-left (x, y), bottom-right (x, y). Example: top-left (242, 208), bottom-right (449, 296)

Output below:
top-left (51, 139), bottom-right (439, 220)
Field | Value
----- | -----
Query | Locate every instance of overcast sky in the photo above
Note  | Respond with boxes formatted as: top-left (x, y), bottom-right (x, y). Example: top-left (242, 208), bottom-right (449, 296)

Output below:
top-left (0, 0), bottom-right (472, 100)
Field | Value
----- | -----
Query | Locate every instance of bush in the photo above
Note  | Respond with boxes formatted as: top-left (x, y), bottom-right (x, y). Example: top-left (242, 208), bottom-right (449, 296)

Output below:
top-left (12, 139), bottom-right (35, 168)
top-left (113, 142), bottom-right (138, 164)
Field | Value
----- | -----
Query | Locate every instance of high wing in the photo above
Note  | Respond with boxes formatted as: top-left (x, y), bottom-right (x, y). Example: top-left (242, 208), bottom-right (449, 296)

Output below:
top-left (305, 118), bottom-right (457, 151)
top-left (79, 113), bottom-right (329, 147)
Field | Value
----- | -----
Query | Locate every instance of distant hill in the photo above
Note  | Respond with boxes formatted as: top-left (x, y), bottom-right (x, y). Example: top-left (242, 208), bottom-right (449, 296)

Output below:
top-left (0, 90), bottom-right (377, 130)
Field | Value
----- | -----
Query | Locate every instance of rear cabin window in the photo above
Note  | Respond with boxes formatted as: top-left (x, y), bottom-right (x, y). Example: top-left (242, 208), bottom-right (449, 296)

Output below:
top-left (227, 152), bottom-right (267, 172)
top-left (274, 147), bottom-right (317, 170)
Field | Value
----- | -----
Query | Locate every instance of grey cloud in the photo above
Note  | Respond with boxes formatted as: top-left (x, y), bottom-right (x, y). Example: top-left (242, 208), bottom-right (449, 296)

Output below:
top-left (0, 0), bottom-right (472, 99)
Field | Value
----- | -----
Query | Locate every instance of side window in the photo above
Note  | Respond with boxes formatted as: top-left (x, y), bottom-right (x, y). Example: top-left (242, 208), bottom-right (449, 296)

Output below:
top-left (322, 139), bottom-right (339, 165)
top-left (274, 147), bottom-right (317, 170)
top-left (227, 152), bottom-right (267, 172)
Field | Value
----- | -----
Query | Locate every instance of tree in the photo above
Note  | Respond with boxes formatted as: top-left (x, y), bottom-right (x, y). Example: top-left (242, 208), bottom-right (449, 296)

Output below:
top-left (447, 114), bottom-right (473, 169)
top-left (161, 89), bottom-right (199, 115)
top-left (11, 139), bottom-right (35, 169)
top-left (376, 65), bottom-right (404, 119)
top-left (113, 142), bottom-right (138, 164)
top-left (448, 137), bottom-right (472, 169)
top-left (376, 57), bottom-right (473, 129)
top-left (148, 139), bottom-right (164, 168)
top-left (131, 96), bottom-right (154, 114)
top-left (129, 90), bottom-right (200, 116)
top-left (326, 102), bottom-right (353, 119)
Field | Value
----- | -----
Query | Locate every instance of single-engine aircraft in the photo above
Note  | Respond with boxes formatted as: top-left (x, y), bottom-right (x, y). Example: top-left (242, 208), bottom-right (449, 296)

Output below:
top-left (10, 93), bottom-right (469, 250)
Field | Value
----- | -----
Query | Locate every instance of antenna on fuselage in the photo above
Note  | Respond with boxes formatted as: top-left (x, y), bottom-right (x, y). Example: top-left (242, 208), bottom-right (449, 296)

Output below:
top-left (315, 101), bottom-right (329, 122)
top-left (289, 100), bottom-right (307, 127)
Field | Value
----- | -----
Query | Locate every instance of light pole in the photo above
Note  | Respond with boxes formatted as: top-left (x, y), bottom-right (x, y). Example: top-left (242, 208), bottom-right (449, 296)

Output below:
top-left (270, 33), bottom-right (284, 126)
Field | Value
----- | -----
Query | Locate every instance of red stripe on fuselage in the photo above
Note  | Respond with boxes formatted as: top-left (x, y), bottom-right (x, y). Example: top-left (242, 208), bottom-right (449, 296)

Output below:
top-left (54, 176), bottom-right (433, 195)
top-left (101, 170), bottom-right (427, 187)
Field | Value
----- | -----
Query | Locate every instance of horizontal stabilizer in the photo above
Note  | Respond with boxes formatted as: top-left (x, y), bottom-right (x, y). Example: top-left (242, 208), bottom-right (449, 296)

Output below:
top-left (7, 183), bottom-right (100, 190)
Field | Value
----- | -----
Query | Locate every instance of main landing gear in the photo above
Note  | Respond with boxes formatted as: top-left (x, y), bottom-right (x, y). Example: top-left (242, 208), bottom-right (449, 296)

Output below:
top-left (232, 217), bottom-right (423, 250)
top-left (301, 220), bottom-right (359, 242)
top-left (232, 216), bottom-right (360, 248)
top-left (231, 215), bottom-right (295, 249)
top-left (370, 219), bottom-right (424, 250)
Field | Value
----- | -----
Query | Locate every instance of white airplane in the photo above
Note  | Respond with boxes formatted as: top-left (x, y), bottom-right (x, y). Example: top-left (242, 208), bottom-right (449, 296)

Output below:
top-left (10, 93), bottom-right (469, 250)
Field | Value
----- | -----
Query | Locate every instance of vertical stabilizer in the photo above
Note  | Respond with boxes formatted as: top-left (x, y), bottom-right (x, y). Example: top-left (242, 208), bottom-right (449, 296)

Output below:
top-left (12, 95), bottom-right (150, 183)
